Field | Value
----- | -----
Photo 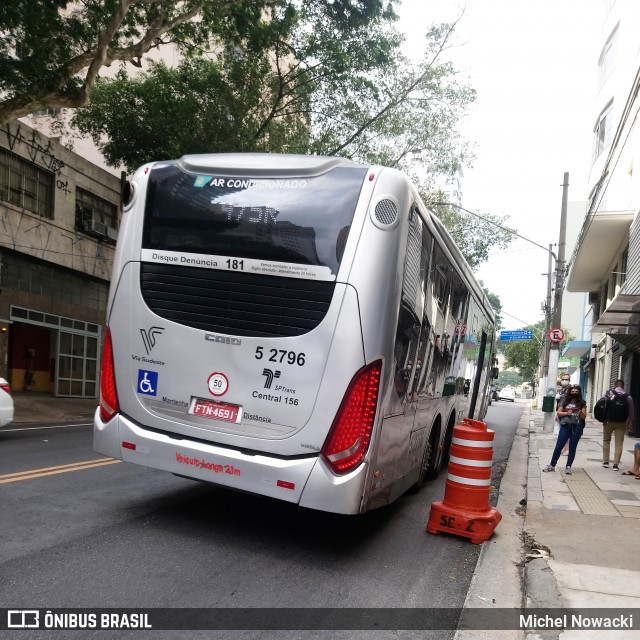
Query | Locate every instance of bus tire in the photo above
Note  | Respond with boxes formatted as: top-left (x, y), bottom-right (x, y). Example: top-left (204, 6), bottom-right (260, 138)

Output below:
top-left (441, 413), bottom-right (456, 466)
top-left (408, 425), bottom-right (440, 493)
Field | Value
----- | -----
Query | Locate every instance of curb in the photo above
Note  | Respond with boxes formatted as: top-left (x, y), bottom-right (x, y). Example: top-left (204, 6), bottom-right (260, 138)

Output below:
top-left (454, 406), bottom-right (530, 640)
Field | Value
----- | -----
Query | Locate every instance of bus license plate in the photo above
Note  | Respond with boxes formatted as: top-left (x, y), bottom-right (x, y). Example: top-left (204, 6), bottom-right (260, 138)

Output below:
top-left (189, 398), bottom-right (242, 423)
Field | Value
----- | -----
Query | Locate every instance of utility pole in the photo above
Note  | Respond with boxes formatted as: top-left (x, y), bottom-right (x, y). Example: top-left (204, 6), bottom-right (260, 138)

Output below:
top-left (543, 173), bottom-right (569, 433)
top-left (537, 244), bottom-right (554, 409)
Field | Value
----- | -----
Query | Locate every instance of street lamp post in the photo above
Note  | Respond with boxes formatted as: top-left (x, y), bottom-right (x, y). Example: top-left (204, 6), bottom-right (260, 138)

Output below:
top-left (543, 173), bottom-right (569, 433)
top-left (433, 202), bottom-right (558, 265)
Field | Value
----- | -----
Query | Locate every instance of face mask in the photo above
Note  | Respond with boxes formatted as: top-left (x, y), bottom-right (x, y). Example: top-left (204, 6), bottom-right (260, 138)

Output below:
top-left (561, 380), bottom-right (569, 386)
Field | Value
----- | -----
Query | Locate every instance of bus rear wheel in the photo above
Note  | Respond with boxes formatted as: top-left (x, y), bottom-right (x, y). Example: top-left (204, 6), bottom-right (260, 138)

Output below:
top-left (409, 428), bottom-right (440, 493)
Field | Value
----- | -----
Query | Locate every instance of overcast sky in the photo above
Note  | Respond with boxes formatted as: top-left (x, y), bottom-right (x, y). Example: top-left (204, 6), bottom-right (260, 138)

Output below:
top-left (396, 0), bottom-right (601, 330)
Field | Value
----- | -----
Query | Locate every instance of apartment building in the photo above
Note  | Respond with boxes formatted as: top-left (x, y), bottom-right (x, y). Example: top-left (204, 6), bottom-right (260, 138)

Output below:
top-left (566, 0), bottom-right (640, 433)
top-left (0, 120), bottom-right (120, 397)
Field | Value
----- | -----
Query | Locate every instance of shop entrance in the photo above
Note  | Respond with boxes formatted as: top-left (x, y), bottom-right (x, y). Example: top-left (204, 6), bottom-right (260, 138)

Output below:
top-left (55, 329), bottom-right (98, 397)
top-left (9, 306), bottom-right (101, 398)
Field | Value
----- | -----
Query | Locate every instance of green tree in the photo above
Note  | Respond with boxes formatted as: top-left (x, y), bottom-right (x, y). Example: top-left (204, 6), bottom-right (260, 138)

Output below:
top-left (71, 56), bottom-right (314, 170)
top-left (0, 0), bottom-right (395, 125)
top-left (71, 10), bottom-right (475, 179)
top-left (496, 370), bottom-right (523, 388)
top-left (307, 21), bottom-right (475, 175)
top-left (479, 280), bottom-right (503, 330)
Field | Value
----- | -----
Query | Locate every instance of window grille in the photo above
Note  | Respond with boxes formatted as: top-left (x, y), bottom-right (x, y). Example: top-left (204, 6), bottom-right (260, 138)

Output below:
top-left (0, 148), bottom-right (54, 218)
top-left (75, 187), bottom-right (118, 242)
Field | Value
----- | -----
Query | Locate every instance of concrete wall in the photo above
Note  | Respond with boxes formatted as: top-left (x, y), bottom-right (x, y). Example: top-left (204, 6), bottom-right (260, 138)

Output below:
top-left (0, 121), bottom-right (119, 281)
top-left (0, 121), bottom-right (120, 388)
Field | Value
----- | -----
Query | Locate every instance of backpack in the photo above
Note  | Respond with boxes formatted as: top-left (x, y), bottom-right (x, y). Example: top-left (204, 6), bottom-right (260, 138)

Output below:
top-left (607, 392), bottom-right (629, 422)
top-left (594, 397), bottom-right (608, 422)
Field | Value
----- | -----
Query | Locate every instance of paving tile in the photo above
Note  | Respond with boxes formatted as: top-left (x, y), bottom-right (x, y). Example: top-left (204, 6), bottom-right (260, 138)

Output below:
top-left (561, 468), bottom-right (621, 516)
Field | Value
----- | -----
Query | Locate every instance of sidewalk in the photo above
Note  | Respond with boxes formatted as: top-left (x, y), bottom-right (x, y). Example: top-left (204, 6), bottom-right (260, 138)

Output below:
top-left (10, 392), bottom-right (97, 424)
top-left (460, 403), bottom-right (640, 639)
top-left (525, 407), bottom-right (640, 621)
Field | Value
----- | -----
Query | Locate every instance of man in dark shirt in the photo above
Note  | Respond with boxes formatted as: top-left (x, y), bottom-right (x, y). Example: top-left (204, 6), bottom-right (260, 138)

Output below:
top-left (602, 379), bottom-right (635, 471)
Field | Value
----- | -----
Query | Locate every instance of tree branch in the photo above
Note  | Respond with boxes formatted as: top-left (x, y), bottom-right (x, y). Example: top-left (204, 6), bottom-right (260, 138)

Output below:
top-left (327, 22), bottom-right (457, 156)
top-left (0, 0), bottom-right (209, 124)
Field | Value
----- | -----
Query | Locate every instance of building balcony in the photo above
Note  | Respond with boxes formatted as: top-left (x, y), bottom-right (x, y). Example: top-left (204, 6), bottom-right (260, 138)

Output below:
top-left (567, 208), bottom-right (634, 292)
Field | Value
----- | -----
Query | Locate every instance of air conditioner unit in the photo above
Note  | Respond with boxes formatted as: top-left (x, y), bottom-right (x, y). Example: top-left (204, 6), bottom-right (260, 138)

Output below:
top-left (588, 291), bottom-right (599, 305)
top-left (106, 226), bottom-right (118, 241)
top-left (89, 219), bottom-right (107, 236)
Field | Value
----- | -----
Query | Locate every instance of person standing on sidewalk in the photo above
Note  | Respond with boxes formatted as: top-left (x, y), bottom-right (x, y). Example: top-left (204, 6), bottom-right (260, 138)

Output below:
top-left (554, 374), bottom-right (572, 455)
top-left (601, 379), bottom-right (635, 471)
top-left (543, 384), bottom-right (587, 475)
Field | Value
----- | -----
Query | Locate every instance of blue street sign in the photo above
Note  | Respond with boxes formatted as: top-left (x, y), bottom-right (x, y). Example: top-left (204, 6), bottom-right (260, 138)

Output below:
top-left (499, 330), bottom-right (533, 341)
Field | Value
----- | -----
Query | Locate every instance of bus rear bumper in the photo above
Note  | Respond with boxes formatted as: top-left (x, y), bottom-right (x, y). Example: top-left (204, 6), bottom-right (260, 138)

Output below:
top-left (94, 411), bottom-right (366, 512)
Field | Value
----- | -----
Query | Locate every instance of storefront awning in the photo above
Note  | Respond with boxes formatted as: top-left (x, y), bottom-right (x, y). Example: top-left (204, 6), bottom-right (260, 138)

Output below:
top-left (591, 294), bottom-right (640, 334)
top-left (562, 340), bottom-right (591, 358)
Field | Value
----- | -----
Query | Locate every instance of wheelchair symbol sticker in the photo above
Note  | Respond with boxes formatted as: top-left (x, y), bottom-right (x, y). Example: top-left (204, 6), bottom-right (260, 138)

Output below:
top-left (137, 369), bottom-right (158, 396)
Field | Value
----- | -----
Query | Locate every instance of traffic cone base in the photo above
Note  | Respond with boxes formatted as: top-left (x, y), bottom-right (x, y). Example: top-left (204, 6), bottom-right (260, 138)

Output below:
top-left (426, 500), bottom-right (502, 545)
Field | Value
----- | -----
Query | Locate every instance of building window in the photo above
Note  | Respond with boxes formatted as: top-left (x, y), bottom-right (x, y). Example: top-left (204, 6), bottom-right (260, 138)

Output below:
top-left (620, 247), bottom-right (628, 286)
top-left (593, 103), bottom-right (614, 162)
top-left (598, 28), bottom-right (618, 88)
top-left (75, 188), bottom-right (118, 243)
top-left (600, 280), bottom-right (609, 317)
top-left (609, 264), bottom-right (618, 298)
top-left (0, 148), bottom-right (54, 218)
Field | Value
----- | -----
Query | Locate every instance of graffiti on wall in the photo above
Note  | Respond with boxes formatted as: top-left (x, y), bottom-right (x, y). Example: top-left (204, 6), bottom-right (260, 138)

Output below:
top-left (1, 123), bottom-right (113, 281)
top-left (4, 123), bottom-right (69, 193)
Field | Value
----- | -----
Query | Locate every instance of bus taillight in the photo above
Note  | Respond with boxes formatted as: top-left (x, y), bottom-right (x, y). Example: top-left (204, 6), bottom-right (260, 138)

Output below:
top-left (321, 360), bottom-right (382, 474)
top-left (99, 327), bottom-right (119, 422)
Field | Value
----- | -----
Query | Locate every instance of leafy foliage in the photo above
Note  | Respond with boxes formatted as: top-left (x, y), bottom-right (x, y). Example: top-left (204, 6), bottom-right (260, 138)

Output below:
top-left (72, 56), bottom-right (313, 170)
top-left (423, 199), bottom-right (515, 271)
top-left (306, 21), bottom-right (475, 173)
top-left (479, 280), bottom-right (503, 330)
top-left (70, 5), bottom-right (474, 180)
top-left (0, 0), bottom-right (397, 124)
top-left (496, 370), bottom-right (523, 388)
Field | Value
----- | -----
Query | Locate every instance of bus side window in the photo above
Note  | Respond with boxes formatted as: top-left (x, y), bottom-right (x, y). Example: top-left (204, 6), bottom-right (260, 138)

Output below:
top-left (415, 317), bottom-right (434, 395)
top-left (393, 206), bottom-right (423, 400)
top-left (448, 270), bottom-right (470, 380)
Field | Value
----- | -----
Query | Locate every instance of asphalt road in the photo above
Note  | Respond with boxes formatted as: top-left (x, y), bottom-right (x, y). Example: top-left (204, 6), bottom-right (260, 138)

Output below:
top-left (0, 401), bottom-right (522, 639)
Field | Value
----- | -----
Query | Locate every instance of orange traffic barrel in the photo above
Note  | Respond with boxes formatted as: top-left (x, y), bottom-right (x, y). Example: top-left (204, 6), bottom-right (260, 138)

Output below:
top-left (426, 417), bottom-right (502, 544)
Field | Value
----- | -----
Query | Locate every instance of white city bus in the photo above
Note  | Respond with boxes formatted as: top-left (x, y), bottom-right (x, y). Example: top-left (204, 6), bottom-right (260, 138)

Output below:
top-left (95, 153), bottom-right (496, 514)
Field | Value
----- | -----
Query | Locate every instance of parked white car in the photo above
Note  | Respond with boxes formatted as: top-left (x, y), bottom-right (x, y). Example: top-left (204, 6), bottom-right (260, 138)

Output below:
top-left (0, 378), bottom-right (14, 427)
top-left (498, 387), bottom-right (516, 402)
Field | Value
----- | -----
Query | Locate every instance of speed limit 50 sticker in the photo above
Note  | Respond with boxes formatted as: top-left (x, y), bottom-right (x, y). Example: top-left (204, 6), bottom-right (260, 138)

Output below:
top-left (207, 372), bottom-right (229, 396)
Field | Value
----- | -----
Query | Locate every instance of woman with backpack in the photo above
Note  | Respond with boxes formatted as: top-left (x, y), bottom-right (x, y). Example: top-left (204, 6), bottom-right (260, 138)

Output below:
top-left (543, 384), bottom-right (587, 475)
top-left (601, 379), bottom-right (635, 471)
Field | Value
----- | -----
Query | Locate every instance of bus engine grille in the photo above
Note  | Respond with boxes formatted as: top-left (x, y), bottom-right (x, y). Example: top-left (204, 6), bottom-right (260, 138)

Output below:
top-left (140, 263), bottom-right (336, 337)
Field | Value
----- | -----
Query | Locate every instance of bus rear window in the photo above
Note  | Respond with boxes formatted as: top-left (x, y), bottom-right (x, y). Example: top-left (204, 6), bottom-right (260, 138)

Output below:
top-left (142, 163), bottom-right (368, 276)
